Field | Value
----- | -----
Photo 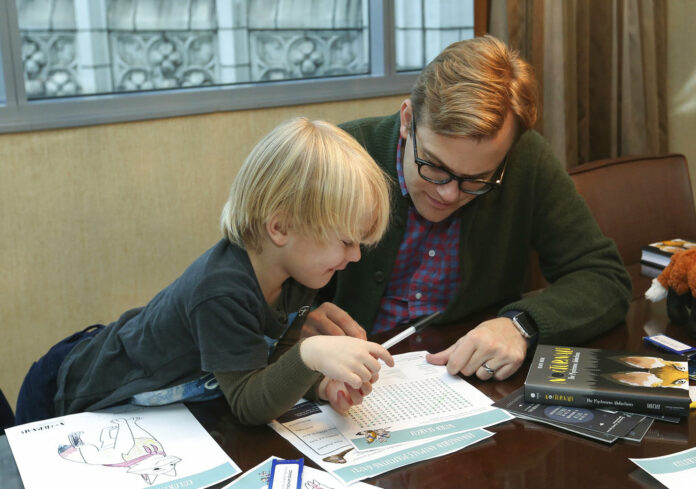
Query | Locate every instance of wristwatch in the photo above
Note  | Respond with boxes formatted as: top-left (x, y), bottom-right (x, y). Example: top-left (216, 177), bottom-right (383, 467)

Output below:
top-left (503, 311), bottom-right (539, 345)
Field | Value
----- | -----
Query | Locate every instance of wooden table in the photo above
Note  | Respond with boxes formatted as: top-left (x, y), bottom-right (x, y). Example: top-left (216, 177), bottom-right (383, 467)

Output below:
top-left (189, 291), bottom-right (696, 489)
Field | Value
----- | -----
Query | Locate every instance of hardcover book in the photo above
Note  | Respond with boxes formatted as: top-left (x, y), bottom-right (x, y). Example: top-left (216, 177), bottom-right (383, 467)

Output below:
top-left (524, 345), bottom-right (691, 417)
top-left (640, 238), bottom-right (696, 269)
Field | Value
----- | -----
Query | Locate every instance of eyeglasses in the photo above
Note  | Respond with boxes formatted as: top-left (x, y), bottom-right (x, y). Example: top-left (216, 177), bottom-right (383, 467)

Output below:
top-left (410, 116), bottom-right (507, 195)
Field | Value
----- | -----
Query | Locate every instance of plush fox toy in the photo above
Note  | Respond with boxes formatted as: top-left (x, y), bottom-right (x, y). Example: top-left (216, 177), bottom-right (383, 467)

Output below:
top-left (645, 248), bottom-right (696, 337)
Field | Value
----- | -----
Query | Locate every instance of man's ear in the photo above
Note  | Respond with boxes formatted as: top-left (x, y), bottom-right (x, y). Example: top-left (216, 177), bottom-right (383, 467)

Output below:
top-left (399, 99), bottom-right (412, 140)
top-left (266, 213), bottom-right (290, 247)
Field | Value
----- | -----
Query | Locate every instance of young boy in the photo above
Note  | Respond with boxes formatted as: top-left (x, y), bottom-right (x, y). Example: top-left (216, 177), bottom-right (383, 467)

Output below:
top-left (15, 117), bottom-right (394, 426)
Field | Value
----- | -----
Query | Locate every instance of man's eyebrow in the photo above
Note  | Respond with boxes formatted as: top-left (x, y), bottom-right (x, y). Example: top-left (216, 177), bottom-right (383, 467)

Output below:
top-left (419, 145), bottom-right (494, 179)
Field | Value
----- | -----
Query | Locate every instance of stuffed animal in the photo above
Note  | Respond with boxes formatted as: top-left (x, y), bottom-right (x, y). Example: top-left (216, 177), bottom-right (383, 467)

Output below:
top-left (645, 248), bottom-right (696, 337)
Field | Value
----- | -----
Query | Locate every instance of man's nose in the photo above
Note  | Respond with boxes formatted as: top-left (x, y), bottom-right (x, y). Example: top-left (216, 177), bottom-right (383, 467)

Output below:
top-left (435, 179), bottom-right (461, 202)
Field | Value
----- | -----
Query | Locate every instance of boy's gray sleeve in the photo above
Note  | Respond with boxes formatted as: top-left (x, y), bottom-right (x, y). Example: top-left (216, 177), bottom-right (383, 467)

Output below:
top-left (214, 342), bottom-right (321, 425)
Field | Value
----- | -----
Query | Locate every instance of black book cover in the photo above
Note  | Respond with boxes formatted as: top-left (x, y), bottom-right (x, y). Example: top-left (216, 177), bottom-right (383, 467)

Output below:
top-left (639, 262), bottom-right (662, 278)
top-left (524, 345), bottom-right (690, 417)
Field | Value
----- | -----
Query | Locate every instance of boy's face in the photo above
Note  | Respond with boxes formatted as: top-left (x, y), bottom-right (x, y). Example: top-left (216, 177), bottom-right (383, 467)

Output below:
top-left (283, 232), bottom-right (361, 289)
top-left (399, 100), bottom-right (517, 223)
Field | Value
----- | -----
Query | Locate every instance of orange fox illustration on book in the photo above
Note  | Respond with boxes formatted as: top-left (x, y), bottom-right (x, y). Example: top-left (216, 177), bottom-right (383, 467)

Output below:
top-left (602, 356), bottom-right (689, 389)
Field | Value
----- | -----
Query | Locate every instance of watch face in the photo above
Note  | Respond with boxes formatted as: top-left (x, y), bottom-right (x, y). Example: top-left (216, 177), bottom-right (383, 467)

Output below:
top-left (514, 313), bottom-right (537, 338)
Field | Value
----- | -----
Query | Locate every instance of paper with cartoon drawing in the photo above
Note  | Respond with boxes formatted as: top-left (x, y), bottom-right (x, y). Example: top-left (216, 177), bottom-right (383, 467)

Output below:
top-left (57, 416), bottom-right (182, 485)
top-left (6, 403), bottom-right (240, 489)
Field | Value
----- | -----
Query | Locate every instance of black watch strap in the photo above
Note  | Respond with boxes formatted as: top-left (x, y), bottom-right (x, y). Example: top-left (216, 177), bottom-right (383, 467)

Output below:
top-left (500, 310), bottom-right (539, 345)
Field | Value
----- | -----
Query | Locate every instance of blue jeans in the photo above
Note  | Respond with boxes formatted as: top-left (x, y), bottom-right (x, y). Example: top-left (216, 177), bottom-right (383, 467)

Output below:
top-left (14, 324), bottom-right (104, 425)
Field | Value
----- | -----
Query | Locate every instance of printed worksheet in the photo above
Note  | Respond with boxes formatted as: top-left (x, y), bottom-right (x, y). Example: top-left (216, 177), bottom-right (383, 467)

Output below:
top-left (631, 446), bottom-right (696, 489)
top-left (6, 403), bottom-right (240, 489)
top-left (268, 351), bottom-right (515, 484)
top-left (270, 402), bottom-right (494, 485)
top-left (323, 351), bottom-right (512, 450)
top-left (222, 456), bottom-right (378, 489)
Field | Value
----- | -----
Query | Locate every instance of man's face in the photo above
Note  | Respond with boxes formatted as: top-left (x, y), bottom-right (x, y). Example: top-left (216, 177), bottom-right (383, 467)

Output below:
top-left (399, 101), bottom-right (518, 223)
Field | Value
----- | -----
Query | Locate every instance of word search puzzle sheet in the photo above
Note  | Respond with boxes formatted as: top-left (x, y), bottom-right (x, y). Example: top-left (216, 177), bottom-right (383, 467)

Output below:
top-left (347, 377), bottom-right (473, 428)
top-left (268, 352), bottom-right (512, 485)
top-left (323, 351), bottom-right (510, 450)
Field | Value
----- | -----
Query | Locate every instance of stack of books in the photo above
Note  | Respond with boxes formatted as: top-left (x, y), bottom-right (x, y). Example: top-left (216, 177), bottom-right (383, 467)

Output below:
top-left (641, 238), bottom-right (696, 277)
top-left (523, 345), bottom-right (691, 417)
top-left (493, 344), bottom-right (693, 444)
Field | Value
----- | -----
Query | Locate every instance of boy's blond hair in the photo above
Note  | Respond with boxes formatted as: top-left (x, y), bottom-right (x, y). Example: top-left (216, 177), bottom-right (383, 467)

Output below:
top-left (221, 117), bottom-right (391, 252)
top-left (411, 35), bottom-right (538, 138)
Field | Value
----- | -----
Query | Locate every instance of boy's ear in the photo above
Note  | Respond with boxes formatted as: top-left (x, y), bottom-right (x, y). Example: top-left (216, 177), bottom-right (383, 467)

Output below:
top-left (266, 213), bottom-right (290, 247)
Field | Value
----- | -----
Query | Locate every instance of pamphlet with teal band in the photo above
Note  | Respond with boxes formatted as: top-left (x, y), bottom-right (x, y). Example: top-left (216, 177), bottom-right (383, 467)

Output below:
top-left (632, 446), bottom-right (696, 475)
top-left (335, 429), bottom-right (492, 483)
top-left (349, 408), bottom-right (510, 450)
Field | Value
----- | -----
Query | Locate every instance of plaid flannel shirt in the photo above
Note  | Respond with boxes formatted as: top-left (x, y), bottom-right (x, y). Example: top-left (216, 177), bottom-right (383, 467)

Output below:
top-left (372, 138), bottom-right (460, 333)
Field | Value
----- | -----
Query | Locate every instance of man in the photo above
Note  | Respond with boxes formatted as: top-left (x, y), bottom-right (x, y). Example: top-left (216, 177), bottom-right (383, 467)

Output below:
top-left (304, 35), bottom-right (631, 407)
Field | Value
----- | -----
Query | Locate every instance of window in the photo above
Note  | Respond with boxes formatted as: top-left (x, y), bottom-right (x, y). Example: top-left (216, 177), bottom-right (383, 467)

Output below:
top-left (395, 0), bottom-right (474, 72)
top-left (0, 56), bottom-right (6, 106)
top-left (0, 0), bottom-right (479, 133)
top-left (18, 0), bottom-right (371, 98)
top-left (0, 6), bottom-right (11, 107)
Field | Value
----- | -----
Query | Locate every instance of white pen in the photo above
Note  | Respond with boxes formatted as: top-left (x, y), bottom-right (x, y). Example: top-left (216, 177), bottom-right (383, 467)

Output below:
top-left (380, 311), bottom-right (442, 350)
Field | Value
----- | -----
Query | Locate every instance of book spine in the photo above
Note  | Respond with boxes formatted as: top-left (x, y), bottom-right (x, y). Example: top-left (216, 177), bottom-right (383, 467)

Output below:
top-left (524, 383), bottom-right (689, 417)
top-left (640, 252), bottom-right (671, 268)
top-left (640, 246), bottom-right (674, 258)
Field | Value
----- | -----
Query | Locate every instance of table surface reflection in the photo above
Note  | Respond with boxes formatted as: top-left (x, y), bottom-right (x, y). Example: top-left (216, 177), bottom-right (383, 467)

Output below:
top-left (190, 282), bottom-right (695, 489)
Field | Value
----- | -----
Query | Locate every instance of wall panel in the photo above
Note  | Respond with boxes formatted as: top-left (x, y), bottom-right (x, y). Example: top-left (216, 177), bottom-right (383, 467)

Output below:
top-left (0, 94), bottom-right (406, 409)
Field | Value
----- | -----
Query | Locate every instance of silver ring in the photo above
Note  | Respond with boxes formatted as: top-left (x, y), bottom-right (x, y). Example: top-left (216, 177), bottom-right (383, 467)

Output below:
top-left (481, 362), bottom-right (496, 375)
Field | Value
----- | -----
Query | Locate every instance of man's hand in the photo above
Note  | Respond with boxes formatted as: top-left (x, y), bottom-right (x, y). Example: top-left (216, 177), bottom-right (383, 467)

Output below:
top-left (425, 317), bottom-right (527, 380)
top-left (302, 302), bottom-right (367, 340)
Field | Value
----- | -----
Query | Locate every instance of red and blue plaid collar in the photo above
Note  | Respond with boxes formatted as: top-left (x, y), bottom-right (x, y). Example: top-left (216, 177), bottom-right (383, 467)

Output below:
top-left (395, 136), bottom-right (409, 197)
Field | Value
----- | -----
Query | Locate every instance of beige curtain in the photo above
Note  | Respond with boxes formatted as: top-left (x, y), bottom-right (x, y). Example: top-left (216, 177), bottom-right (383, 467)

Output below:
top-left (489, 0), bottom-right (668, 169)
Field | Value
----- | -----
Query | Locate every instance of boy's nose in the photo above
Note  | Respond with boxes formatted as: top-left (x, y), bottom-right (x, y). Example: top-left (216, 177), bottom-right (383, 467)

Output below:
top-left (346, 243), bottom-right (361, 262)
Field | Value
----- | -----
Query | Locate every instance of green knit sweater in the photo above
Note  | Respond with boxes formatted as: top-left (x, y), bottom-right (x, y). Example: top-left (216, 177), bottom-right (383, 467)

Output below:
top-left (317, 113), bottom-right (632, 345)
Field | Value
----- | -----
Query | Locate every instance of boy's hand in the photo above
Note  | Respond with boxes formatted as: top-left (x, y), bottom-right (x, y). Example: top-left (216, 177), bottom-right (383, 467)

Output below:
top-left (300, 336), bottom-right (393, 389)
top-left (318, 378), bottom-right (376, 414)
top-left (425, 317), bottom-right (526, 381)
top-left (302, 302), bottom-right (367, 340)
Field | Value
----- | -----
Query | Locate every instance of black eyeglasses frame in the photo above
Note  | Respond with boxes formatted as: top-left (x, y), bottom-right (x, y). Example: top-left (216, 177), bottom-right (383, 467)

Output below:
top-left (410, 116), bottom-right (508, 196)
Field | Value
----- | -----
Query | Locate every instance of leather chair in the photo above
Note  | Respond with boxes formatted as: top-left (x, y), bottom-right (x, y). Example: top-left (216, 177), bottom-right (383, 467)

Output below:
top-left (527, 154), bottom-right (696, 298)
